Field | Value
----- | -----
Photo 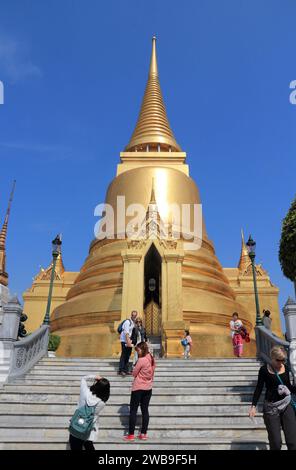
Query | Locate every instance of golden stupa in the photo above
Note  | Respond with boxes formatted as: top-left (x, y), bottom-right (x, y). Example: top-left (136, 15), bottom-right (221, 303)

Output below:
top-left (50, 38), bottom-right (282, 357)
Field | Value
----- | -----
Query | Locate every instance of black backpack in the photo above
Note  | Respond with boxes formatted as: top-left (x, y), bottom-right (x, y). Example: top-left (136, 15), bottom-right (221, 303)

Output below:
top-left (117, 319), bottom-right (131, 334)
top-left (130, 327), bottom-right (138, 346)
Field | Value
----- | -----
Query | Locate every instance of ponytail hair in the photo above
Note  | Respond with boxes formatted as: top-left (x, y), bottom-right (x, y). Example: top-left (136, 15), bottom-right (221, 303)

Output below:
top-left (136, 341), bottom-right (155, 367)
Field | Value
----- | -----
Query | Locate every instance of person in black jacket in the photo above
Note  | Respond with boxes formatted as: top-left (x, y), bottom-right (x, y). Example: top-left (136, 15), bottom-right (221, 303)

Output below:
top-left (132, 318), bottom-right (148, 367)
top-left (249, 345), bottom-right (296, 450)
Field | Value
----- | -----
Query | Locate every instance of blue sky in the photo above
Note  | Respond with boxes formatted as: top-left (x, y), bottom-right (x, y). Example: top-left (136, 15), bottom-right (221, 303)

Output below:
top-left (0, 0), bottom-right (295, 328)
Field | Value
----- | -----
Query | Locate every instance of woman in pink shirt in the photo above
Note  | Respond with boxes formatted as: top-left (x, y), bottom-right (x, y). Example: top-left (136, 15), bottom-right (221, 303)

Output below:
top-left (123, 342), bottom-right (156, 442)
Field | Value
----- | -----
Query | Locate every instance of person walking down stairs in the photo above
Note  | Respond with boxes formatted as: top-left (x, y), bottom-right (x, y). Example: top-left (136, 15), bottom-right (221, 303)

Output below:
top-left (69, 375), bottom-right (110, 450)
top-left (230, 312), bottom-right (244, 358)
top-left (123, 342), bottom-right (156, 442)
top-left (249, 346), bottom-right (296, 450)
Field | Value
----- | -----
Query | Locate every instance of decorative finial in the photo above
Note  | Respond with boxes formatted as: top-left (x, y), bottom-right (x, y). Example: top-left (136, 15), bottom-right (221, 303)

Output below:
top-left (241, 228), bottom-right (245, 245)
top-left (238, 228), bottom-right (250, 272)
top-left (125, 37), bottom-right (181, 152)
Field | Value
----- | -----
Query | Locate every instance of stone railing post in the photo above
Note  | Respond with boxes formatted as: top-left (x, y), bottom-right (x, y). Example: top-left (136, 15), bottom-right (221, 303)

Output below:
top-left (0, 296), bottom-right (23, 384)
top-left (0, 296), bottom-right (22, 342)
top-left (283, 297), bottom-right (296, 384)
top-left (0, 296), bottom-right (50, 384)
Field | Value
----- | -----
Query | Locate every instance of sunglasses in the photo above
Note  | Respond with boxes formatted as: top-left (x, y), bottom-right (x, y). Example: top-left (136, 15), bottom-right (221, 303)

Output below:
top-left (275, 359), bottom-right (285, 363)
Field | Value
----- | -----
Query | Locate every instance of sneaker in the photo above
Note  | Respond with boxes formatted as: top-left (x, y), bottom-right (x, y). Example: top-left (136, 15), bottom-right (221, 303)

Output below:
top-left (123, 434), bottom-right (135, 442)
top-left (126, 371), bottom-right (133, 375)
top-left (118, 371), bottom-right (126, 377)
top-left (138, 434), bottom-right (148, 440)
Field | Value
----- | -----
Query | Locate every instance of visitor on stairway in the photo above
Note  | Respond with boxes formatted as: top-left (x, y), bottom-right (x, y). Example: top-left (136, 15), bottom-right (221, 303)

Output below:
top-left (118, 310), bottom-right (138, 377)
top-left (123, 341), bottom-right (156, 442)
top-left (69, 375), bottom-right (110, 450)
top-left (181, 330), bottom-right (193, 359)
top-left (229, 312), bottom-right (244, 357)
top-left (262, 310), bottom-right (272, 330)
top-left (249, 345), bottom-right (296, 450)
top-left (132, 317), bottom-right (148, 367)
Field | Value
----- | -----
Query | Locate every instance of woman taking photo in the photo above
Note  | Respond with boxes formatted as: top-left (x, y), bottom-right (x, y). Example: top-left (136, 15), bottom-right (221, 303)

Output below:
top-left (69, 375), bottom-right (110, 450)
top-left (249, 346), bottom-right (296, 450)
top-left (124, 342), bottom-right (156, 442)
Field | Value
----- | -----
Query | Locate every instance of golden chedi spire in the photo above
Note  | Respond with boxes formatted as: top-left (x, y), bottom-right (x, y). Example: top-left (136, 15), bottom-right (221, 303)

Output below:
top-left (0, 180), bottom-right (16, 287)
top-left (238, 229), bottom-right (251, 273)
top-left (125, 37), bottom-right (182, 152)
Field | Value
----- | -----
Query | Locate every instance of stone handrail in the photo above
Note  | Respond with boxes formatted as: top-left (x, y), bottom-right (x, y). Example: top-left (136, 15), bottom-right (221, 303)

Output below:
top-left (255, 325), bottom-right (296, 383)
top-left (7, 325), bottom-right (49, 382)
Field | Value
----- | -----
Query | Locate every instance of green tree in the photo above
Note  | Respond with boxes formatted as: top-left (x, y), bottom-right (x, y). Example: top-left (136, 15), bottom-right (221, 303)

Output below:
top-left (279, 196), bottom-right (296, 298)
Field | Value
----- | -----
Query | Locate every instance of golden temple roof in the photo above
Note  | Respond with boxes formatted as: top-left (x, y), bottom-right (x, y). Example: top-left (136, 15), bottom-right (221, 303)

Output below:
top-left (35, 253), bottom-right (65, 281)
top-left (125, 37), bottom-right (182, 152)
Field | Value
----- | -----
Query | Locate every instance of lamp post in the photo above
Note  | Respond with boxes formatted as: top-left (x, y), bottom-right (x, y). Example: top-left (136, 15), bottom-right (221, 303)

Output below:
top-left (43, 235), bottom-right (62, 325)
top-left (246, 235), bottom-right (263, 326)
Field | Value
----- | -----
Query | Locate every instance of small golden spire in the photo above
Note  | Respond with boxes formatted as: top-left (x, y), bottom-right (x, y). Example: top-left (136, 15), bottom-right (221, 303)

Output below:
top-left (0, 180), bottom-right (16, 286)
top-left (150, 177), bottom-right (157, 204)
top-left (238, 228), bottom-right (250, 273)
top-left (35, 253), bottom-right (65, 281)
top-left (125, 37), bottom-right (181, 152)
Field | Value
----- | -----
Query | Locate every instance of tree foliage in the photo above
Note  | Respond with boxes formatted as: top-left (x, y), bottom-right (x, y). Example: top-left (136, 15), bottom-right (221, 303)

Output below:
top-left (279, 196), bottom-right (296, 282)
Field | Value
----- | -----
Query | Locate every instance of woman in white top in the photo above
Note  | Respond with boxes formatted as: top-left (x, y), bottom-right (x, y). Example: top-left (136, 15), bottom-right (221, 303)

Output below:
top-left (69, 375), bottom-right (110, 450)
top-left (229, 312), bottom-right (244, 357)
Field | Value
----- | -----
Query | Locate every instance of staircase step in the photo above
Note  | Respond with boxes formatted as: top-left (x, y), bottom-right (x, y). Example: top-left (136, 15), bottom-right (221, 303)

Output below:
top-left (31, 366), bottom-right (259, 374)
top-left (0, 403), bottom-right (255, 413)
top-left (1, 385), bottom-right (256, 394)
top-left (0, 426), bottom-right (268, 440)
top-left (39, 357), bottom-right (260, 364)
top-left (0, 414), bottom-right (264, 426)
top-left (0, 439), bottom-right (273, 450)
top-left (0, 392), bottom-right (257, 404)
top-left (11, 379), bottom-right (257, 387)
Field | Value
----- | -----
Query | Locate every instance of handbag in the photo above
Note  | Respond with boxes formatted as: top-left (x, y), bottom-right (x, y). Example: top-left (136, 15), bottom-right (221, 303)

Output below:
top-left (181, 338), bottom-right (188, 347)
top-left (239, 326), bottom-right (250, 343)
top-left (274, 369), bottom-right (296, 413)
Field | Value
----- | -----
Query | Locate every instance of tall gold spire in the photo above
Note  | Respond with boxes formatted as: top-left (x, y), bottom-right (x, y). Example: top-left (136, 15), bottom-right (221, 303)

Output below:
top-left (125, 37), bottom-right (181, 152)
top-left (0, 180), bottom-right (16, 286)
top-left (238, 229), bottom-right (251, 273)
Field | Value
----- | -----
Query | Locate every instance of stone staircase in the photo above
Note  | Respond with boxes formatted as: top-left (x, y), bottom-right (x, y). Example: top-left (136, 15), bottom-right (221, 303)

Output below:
top-left (0, 357), bottom-right (275, 450)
